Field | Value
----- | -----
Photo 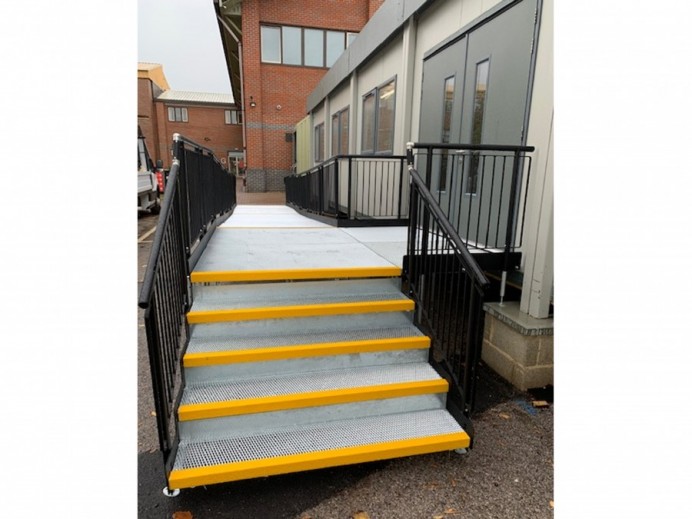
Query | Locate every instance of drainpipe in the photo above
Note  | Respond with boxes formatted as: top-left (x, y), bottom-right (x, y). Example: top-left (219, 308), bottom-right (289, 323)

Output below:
top-left (216, 11), bottom-right (246, 164)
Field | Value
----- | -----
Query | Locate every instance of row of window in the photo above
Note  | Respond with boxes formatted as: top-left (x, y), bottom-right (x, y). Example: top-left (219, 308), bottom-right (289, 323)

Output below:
top-left (166, 107), bottom-right (242, 125)
top-left (261, 25), bottom-right (357, 68)
top-left (314, 78), bottom-right (396, 162)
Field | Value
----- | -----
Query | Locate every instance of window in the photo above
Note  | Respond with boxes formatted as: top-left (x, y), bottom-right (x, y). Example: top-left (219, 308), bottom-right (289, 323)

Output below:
top-left (260, 25), bottom-right (357, 68)
top-left (260, 26), bottom-right (281, 63)
top-left (282, 26), bottom-right (302, 65)
top-left (326, 31), bottom-right (344, 67)
top-left (167, 106), bottom-right (188, 122)
top-left (331, 114), bottom-right (339, 157)
top-left (376, 80), bottom-right (395, 153)
top-left (304, 29), bottom-right (324, 67)
top-left (224, 109), bottom-right (242, 125)
top-left (361, 78), bottom-right (396, 154)
top-left (439, 76), bottom-right (455, 192)
top-left (340, 109), bottom-right (349, 155)
top-left (331, 107), bottom-right (349, 156)
top-left (467, 60), bottom-right (490, 194)
top-left (361, 92), bottom-right (376, 153)
top-left (314, 123), bottom-right (325, 163)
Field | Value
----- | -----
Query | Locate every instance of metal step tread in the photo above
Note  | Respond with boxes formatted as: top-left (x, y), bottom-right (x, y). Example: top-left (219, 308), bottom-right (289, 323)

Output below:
top-left (190, 312), bottom-right (418, 341)
top-left (172, 408), bottom-right (466, 472)
top-left (187, 324), bottom-right (423, 354)
top-left (190, 278), bottom-right (405, 313)
top-left (181, 362), bottom-right (442, 406)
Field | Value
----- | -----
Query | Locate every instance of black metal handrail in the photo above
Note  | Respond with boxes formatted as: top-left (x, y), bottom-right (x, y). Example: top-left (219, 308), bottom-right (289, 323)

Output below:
top-left (138, 134), bottom-right (236, 475)
top-left (404, 159), bottom-right (490, 434)
top-left (285, 154), bottom-right (409, 226)
top-left (408, 142), bottom-right (533, 302)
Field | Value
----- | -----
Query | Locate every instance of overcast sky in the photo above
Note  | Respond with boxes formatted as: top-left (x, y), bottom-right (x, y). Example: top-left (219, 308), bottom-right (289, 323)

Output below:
top-left (138, 0), bottom-right (232, 96)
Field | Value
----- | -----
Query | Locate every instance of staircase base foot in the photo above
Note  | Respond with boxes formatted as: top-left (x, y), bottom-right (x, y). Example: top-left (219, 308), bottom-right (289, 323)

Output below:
top-left (163, 487), bottom-right (180, 498)
top-left (455, 448), bottom-right (468, 455)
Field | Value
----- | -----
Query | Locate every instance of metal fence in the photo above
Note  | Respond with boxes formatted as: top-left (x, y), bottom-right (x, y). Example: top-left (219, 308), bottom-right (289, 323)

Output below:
top-left (138, 134), bottom-right (236, 475)
top-left (404, 163), bottom-right (490, 433)
top-left (285, 154), bottom-right (409, 226)
top-left (403, 142), bottom-right (534, 431)
top-left (409, 142), bottom-right (534, 303)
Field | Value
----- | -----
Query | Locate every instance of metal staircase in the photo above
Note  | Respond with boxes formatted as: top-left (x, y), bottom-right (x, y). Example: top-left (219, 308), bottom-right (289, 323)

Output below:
top-left (140, 135), bottom-right (533, 493)
top-left (168, 269), bottom-right (470, 490)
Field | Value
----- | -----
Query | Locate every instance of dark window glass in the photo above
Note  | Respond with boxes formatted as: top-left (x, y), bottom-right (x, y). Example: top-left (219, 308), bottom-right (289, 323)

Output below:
top-left (331, 114), bottom-right (339, 157)
top-left (439, 76), bottom-right (455, 191)
top-left (314, 123), bottom-right (324, 162)
top-left (376, 80), bottom-right (395, 152)
top-left (467, 60), bottom-right (489, 194)
top-left (362, 92), bottom-right (376, 153)
top-left (340, 109), bottom-right (349, 155)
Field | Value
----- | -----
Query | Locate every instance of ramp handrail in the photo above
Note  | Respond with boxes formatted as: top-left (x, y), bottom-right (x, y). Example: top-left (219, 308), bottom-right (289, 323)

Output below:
top-left (285, 154), bottom-right (409, 226)
top-left (138, 134), bottom-right (236, 476)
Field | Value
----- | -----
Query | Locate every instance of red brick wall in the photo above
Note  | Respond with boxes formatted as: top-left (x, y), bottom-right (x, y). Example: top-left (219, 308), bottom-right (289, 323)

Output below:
top-left (241, 0), bottom-right (375, 190)
top-left (137, 78), bottom-right (160, 165)
top-left (257, 0), bottom-right (370, 30)
top-left (153, 102), bottom-right (243, 171)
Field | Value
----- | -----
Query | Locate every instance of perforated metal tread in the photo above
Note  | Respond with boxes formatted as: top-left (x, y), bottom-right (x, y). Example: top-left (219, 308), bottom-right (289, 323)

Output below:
top-left (172, 408), bottom-right (465, 471)
top-left (190, 278), bottom-right (406, 313)
top-left (181, 362), bottom-right (441, 405)
top-left (187, 312), bottom-right (423, 354)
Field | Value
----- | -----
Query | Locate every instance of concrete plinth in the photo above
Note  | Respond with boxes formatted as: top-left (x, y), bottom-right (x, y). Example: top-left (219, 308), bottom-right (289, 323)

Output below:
top-left (482, 302), bottom-right (553, 391)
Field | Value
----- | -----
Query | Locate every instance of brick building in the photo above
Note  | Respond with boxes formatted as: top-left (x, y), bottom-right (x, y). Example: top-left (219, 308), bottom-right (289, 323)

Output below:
top-left (215, 0), bottom-right (385, 192)
top-left (137, 63), bottom-right (244, 173)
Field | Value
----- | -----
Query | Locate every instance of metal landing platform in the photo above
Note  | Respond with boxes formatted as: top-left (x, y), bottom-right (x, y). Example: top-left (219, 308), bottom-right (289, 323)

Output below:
top-left (195, 205), bottom-right (408, 272)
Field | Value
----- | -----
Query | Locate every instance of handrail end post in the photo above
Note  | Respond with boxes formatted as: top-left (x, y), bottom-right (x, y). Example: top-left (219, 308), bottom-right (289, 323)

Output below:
top-left (406, 142), bottom-right (414, 167)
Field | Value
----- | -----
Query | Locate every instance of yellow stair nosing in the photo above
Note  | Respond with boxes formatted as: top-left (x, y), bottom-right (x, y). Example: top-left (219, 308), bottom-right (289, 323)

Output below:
top-left (178, 379), bottom-right (449, 421)
top-left (168, 432), bottom-right (471, 489)
top-left (191, 266), bottom-right (402, 283)
top-left (184, 336), bottom-right (431, 367)
top-left (186, 299), bottom-right (415, 324)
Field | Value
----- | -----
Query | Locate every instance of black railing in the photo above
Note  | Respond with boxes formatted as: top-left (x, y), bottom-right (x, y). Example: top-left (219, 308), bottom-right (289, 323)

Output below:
top-left (409, 143), bottom-right (533, 302)
top-left (285, 154), bottom-right (409, 226)
top-left (138, 134), bottom-right (236, 475)
top-left (404, 162), bottom-right (489, 434)
top-left (403, 142), bottom-right (533, 433)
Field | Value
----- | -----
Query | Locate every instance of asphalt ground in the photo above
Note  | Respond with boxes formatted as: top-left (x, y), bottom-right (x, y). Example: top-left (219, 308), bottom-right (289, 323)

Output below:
top-left (137, 188), bottom-right (554, 518)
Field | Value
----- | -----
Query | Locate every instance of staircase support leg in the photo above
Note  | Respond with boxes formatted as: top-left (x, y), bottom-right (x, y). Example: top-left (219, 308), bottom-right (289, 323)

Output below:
top-left (500, 271), bottom-right (507, 304)
top-left (163, 487), bottom-right (181, 498)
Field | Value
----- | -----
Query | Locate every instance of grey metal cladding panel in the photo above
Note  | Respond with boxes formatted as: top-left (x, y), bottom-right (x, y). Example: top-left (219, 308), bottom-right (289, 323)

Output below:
top-left (307, 0), bottom-right (430, 112)
top-left (423, 0), bottom-right (528, 60)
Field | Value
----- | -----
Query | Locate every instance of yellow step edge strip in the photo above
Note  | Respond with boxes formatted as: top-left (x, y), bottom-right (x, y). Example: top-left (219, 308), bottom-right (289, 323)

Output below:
top-left (191, 266), bottom-right (402, 283)
top-left (168, 431), bottom-right (471, 489)
top-left (178, 379), bottom-right (448, 421)
top-left (187, 299), bottom-right (415, 324)
top-left (184, 336), bottom-right (431, 367)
